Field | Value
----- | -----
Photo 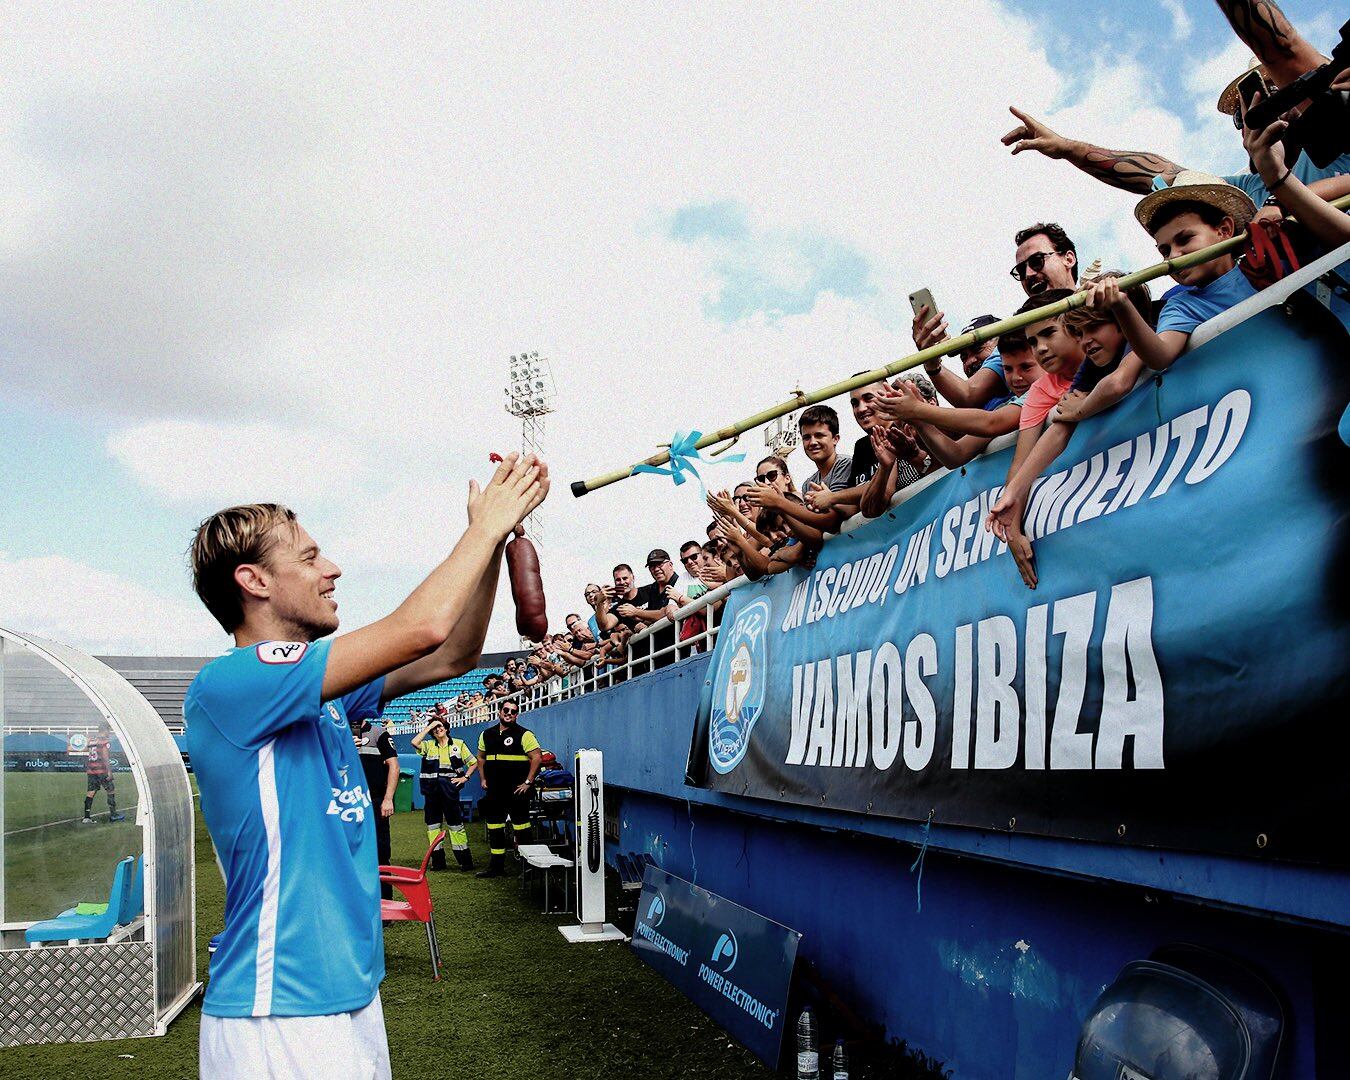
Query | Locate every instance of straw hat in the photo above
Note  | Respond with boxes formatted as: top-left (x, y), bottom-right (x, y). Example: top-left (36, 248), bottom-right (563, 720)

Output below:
top-left (1134, 171), bottom-right (1257, 232)
top-left (1216, 56), bottom-right (1269, 115)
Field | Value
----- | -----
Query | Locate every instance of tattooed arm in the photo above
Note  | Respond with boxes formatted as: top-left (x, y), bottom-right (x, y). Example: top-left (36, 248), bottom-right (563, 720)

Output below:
top-left (1215, 1), bottom-right (1325, 88)
top-left (1001, 107), bottom-right (1184, 194)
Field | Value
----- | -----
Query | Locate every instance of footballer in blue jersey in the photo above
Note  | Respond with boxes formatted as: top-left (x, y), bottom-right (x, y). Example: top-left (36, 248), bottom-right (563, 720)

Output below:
top-left (186, 453), bottom-right (548, 1079)
top-left (186, 639), bottom-right (388, 1018)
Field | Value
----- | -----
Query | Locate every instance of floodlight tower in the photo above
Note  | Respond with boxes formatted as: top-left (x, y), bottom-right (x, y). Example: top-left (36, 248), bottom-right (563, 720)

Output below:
top-left (764, 388), bottom-right (803, 461)
top-left (505, 351), bottom-right (557, 544)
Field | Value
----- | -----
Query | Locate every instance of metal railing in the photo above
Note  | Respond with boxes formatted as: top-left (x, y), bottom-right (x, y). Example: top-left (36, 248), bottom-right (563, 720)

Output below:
top-left (411, 576), bottom-right (747, 726)
top-left (510, 575), bottom-right (744, 713)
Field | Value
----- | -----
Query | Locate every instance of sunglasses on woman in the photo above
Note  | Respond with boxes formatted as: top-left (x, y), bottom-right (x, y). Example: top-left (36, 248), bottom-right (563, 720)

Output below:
top-left (756, 469), bottom-right (779, 483)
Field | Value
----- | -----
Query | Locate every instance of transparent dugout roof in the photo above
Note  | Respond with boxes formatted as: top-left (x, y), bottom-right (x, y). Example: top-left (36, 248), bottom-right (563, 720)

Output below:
top-left (0, 627), bottom-right (197, 1038)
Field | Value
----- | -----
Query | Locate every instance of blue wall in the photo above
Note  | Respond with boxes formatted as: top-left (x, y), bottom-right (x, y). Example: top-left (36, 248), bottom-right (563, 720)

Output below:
top-left (519, 655), bottom-right (1349, 1078)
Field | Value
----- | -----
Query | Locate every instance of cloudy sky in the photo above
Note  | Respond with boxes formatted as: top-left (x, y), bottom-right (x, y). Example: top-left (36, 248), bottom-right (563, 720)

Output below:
top-left (0, 1), bottom-right (1338, 657)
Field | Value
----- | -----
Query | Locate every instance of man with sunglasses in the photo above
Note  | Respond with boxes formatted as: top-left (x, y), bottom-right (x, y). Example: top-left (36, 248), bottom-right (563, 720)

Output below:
top-left (910, 221), bottom-right (1078, 409)
top-left (668, 542), bottom-right (712, 658)
top-left (474, 697), bottom-right (542, 878)
top-left (1009, 223), bottom-right (1079, 298)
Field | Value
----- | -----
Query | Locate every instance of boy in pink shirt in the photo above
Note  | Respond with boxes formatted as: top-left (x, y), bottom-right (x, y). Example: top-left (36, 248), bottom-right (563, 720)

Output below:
top-left (1016, 289), bottom-right (1083, 432)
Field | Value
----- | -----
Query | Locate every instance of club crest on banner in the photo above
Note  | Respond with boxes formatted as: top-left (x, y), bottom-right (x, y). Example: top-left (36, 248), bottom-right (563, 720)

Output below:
top-left (709, 598), bottom-right (770, 774)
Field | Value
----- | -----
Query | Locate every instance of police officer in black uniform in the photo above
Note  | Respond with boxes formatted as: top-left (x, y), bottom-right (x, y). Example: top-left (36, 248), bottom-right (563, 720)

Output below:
top-left (474, 698), bottom-right (543, 878)
top-left (351, 718), bottom-right (399, 897)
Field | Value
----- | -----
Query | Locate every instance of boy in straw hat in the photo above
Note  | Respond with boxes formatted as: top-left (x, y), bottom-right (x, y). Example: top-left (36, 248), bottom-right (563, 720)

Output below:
top-left (1108, 172), bottom-right (1259, 373)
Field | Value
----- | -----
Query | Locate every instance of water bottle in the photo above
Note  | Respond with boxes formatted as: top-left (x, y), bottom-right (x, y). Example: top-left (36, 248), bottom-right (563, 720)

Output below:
top-left (796, 1008), bottom-right (819, 1080)
top-left (832, 1038), bottom-right (849, 1080)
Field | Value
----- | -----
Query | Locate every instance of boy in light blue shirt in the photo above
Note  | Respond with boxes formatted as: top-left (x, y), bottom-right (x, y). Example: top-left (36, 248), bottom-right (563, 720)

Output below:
top-left (1111, 171), bottom-right (1259, 372)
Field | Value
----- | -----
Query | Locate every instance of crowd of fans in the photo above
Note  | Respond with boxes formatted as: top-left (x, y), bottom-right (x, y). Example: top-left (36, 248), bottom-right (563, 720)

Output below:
top-left (430, 6), bottom-right (1349, 722)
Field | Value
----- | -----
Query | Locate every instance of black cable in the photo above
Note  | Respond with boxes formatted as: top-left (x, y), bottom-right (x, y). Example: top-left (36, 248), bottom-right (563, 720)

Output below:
top-left (586, 774), bottom-right (601, 874)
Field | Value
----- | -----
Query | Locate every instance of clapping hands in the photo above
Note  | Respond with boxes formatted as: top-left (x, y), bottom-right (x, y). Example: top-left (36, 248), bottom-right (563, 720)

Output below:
top-left (743, 484), bottom-right (780, 510)
top-left (804, 482), bottom-right (833, 512)
top-left (870, 424), bottom-right (898, 469)
top-left (875, 379), bottom-right (925, 422)
top-left (706, 489), bottom-right (735, 517)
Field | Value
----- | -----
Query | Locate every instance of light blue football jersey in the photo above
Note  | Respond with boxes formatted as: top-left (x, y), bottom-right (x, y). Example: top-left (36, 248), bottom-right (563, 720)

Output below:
top-left (185, 638), bottom-right (387, 1018)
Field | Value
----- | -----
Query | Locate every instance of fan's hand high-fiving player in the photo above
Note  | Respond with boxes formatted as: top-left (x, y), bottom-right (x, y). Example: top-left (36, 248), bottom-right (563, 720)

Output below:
top-left (185, 453), bottom-right (548, 1080)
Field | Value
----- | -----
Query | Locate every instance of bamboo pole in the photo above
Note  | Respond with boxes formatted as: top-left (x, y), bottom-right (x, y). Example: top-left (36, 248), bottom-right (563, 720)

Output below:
top-left (570, 195), bottom-right (1350, 497)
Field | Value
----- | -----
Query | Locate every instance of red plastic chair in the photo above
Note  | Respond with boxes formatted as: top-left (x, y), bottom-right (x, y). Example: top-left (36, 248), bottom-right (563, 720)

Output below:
top-left (380, 830), bottom-right (444, 980)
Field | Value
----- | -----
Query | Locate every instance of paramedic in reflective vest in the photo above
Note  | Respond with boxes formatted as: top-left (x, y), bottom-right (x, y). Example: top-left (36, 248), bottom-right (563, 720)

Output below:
top-left (351, 718), bottom-right (400, 897)
top-left (412, 716), bottom-right (477, 871)
top-left (474, 698), bottom-right (542, 877)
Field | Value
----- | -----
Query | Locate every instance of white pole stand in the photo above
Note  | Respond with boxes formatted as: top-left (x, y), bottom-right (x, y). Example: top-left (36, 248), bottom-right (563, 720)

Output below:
top-left (559, 748), bottom-right (625, 943)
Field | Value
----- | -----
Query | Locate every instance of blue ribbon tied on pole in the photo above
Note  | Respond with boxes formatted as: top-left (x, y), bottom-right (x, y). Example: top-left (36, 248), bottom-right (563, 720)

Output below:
top-left (632, 430), bottom-right (745, 500)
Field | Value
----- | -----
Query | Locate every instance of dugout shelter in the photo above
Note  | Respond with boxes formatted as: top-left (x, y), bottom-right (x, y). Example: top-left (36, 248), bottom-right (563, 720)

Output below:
top-left (0, 626), bottom-right (198, 1046)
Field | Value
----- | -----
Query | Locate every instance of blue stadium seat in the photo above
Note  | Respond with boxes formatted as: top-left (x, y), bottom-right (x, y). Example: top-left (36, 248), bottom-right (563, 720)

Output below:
top-left (382, 665), bottom-right (504, 725)
top-left (26, 855), bottom-right (139, 945)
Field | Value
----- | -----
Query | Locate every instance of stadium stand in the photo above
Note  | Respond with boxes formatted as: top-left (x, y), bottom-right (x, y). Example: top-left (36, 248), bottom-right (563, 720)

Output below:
top-left (98, 656), bottom-right (213, 735)
top-left (4, 649), bottom-right (105, 733)
top-left (381, 649), bottom-right (522, 731)
top-left (382, 671), bottom-right (501, 724)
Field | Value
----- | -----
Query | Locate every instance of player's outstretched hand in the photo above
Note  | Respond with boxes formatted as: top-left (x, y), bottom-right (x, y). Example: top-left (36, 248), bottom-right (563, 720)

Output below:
top-left (467, 453), bottom-right (550, 540)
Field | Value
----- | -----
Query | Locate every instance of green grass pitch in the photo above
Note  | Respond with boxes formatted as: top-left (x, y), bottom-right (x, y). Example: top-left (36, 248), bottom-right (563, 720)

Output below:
top-left (1, 800), bottom-right (774, 1079)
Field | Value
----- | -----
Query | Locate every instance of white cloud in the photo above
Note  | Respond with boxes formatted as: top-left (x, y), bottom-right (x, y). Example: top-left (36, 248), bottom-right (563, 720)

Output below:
top-left (0, 552), bottom-right (222, 656)
top-left (1185, 38), bottom-right (1253, 106)
top-left (0, 2), bottom-right (1256, 653)
top-left (107, 421), bottom-right (372, 506)
top-left (1158, 0), bottom-right (1193, 41)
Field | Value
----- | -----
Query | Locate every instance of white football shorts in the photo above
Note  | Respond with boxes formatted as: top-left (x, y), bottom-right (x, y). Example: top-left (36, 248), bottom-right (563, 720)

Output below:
top-left (199, 992), bottom-right (391, 1079)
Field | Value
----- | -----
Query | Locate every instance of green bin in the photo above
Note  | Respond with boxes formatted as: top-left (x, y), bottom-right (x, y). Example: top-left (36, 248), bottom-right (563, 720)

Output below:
top-left (394, 770), bottom-right (414, 813)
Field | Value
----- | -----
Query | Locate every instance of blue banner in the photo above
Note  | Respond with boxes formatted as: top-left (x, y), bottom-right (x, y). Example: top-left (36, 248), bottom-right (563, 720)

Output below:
top-left (692, 303), bottom-right (1350, 863)
top-left (631, 865), bottom-right (801, 1067)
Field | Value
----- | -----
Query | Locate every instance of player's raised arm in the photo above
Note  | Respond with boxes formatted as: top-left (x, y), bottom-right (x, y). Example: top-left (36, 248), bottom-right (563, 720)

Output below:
top-left (322, 453), bottom-right (548, 702)
top-left (382, 483), bottom-right (548, 701)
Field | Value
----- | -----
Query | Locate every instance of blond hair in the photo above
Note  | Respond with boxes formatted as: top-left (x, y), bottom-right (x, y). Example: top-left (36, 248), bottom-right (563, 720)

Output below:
top-left (1062, 273), bottom-right (1155, 335)
top-left (190, 504), bottom-right (297, 633)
